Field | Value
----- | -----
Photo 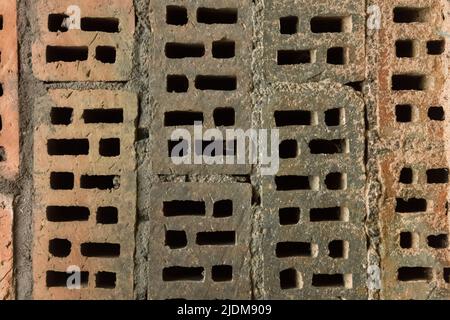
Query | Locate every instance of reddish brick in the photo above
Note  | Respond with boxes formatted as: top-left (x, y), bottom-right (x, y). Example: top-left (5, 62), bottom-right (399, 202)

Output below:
top-left (33, 90), bottom-right (137, 299)
top-left (32, 0), bottom-right (135, 81)
top-left (0, 0), bottom-right (19, 179)
top-left (0, 194), bottom-right (13, 300)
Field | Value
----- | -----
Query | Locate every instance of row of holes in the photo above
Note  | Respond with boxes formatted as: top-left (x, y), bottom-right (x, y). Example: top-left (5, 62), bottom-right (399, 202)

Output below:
top-left (46, 46), bottom-right (116, 63)
top-left (162, 265), bottom-right (233, 282)
top-left (279, 139), bottom-right (349, 159)
top-left (163, 200), bottom-right (232, 217)
top-left (276, 241), bottom-right (349, 259)
top-left (279, 206), bottom-right (349, 225)
top-left (396, 39), bottom-right (445, 57)
top-left (46, 270), bottom-right (116, 288)
top-left (280, 271), bottom-right (352, 290)
top-left (167, 75), bottom-right (236, 92)
top-left (165, 230), bottom-right (235, 249)
top-left (395, 105), bottom-right (445, 122)
top-left (49, 240), bottom-right (120, 258)
top-left (277, 48), bottom-right (349, 66)
top-left (165, 41), bottom-right (235, 59)
top-left (47, 138), bottom-right (120, 157)
top-left (400, 232), bottom-right (449, 249)
top-left (51, 108), bottom-right (124, 125)
top-left (48, 15), bottom-right (119, 33)
top-left (399, 168), bottom-right (449, 184)
top-left (166, 6), bottom-right (237, 26)
top-left (397, 267), bottom-right (450, 283)
top-left (279, 16), bottom-right (352, 34)
top-left (50, 173), bottom-right (120, 190)
top-left (275, 173), bottom-right (347, 191)
top-left (164, 109), bottom-right (235, 127)
top-left (46, 206), bottom-right (118, 224)
top-left (274, 108), bottom-right (345, 127)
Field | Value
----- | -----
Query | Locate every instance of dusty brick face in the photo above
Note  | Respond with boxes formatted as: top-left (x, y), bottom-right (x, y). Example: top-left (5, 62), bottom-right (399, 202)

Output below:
top-left (33, 90), bottom-right (137, 299)
top-left (0, 0), bottom-right (19, 180)
top-left (149, 0), bottom-right (252, 174)
top-left (375, 0), bottom-right (450, 299)
top-left (148, 183), bottom-right (252, 299)
top-left (32, 0), bottom-right (134, 81)
top-left (262, 82), bottom-right (367, 299)
top-left (0, 194), bottom-right (14, 300)
top-left (264, 0), bottom-right (365, 84)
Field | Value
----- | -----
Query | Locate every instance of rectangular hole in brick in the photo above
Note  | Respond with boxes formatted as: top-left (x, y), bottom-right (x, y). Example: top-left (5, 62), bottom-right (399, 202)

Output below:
top-left (396, 198), bottom-right (427, 213)
top-left (166, 6), bottom-right (188, 25)
top-left (345, 81), bottom-right (363, 92)
top-left (0, 16), bottom-right (3, 30)
top-left (327, 47), bottom-right (348, 65)
top-left (96, 207), bottom-right (118, 224)
top-left (164, 111), bottom-right (204, 126)
top-left (312, 274), bottom-right (351, 288)
top-left (0, 147), bottom-right (6, 162)
top-left (46, 46), bottom-right (88, 63)
top-left (325, 172), bottom-right (347, 190)
top-left (427, 234), bottom-right (448, 249)
top-left (276, 242), bottom-right (312, 258)
top-left (95, 46), bottom-right (116, 64)
top-left (311, 16), bottom-right (352, 33)
top-left (393, 7), bottom-right (429, 23)
top-left (81, 17), bottom-right (119, 33)
top-left (46, 271), bottom-right (88, 288)
top-left (275, 175), bottom-right (317, 191)
top-left (197, 8), bottom-right (237, 24)
top-left (99, 138), bottom-right (120, 157)
top-left (80, 175), bottom-right (119, 190)
top-left (49, 239), bottom-right (72, 258)
top-left (309, 139), bottom-right (348, 154)
top-left (279, 140), bottom-right (298, 159)
top-left (392, 74), bottom-right (427, 91)
top-left (398, 267), bottom-right (433, 282)
top-left (212, 40), bottom-right (235, 59)
top-left (162, 267), bottom-right (204, 282)
top-left (194, 140), bottom-right (237, 157)
top-left (50, 172), bottom-right (74, 190)
top-left (328, 240), bottom-right (349, 259)
top-left (427, 40), bottom-right (445, 55)
top-left (428, 106), bottom-right (445, 121)
top-left (399, 167), bottom-right (414, 184)
top-left (165, 43), bottom-right (205, 59)
top-left (163, 200), bottom-right (206, 217)
top-left (168, 139), bottom-right (189, 158)
top-left (395, 104), bottom-right (413, 122)
top-left (310, 207), bottom-right (349, 222)
top-left (0, 116), bottom-right (2, 131)
top-left (213, 200), bottom-right (233, 218)
top-left (325, 108), bottom-right (344, 126)
top-left (95, 272), bottom-right (116, 289)
top-left (0, 84), bottom-right (3, 97)
top-left (426, 168), bottom-right (449, 184)
top-left (400, 232), bottom-right (416, 249)
top-left (212, 265), bottom-right (233, 282)
top-left (277, 50), bottom-right (312, 65)
top-left (46, 206), bottom-right (90, 222)
top-left (83, 109), bottom-right (123, 123)
top-left (195, 75), bottom-right (236, 91)
top-left (47, 139), bottom-right (89, 156)
top-left (274, 110), bottom-right (312, 126)
top-left (48, 14), bottom-right (69, 32)
top-left (280, 269), bottom-right (302, 290)
top-left (80, 242), bottom-right (120, 257)
top-left (51, 107), bottom-right (73, 125)
top-left (280, 16), bottom-right (298, 34)
top-left (167, 75), bottom-right (189, 93)
top-left (279, 207), bottom-right (300, 225)
top-left (165, 230), bottom-right (188, 249)
top-left (396, 40), bottom-right (416, 58)
top-left (196, 231), bottom-right (236, 246)
top-left (213, 107), bottom-right (235, 126)
top-left (444, 268), bottom-right (450, 283)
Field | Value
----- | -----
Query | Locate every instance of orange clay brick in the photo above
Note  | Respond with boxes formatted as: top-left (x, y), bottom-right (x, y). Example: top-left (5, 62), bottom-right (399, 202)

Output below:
top-left (0, 194), bottom-right (14, 300)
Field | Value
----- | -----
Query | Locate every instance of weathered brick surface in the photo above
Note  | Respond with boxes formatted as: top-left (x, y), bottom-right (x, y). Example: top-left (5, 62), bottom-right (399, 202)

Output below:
top-left (262, 82), bottom-right (367, 299)
top-left (149, 0), bottom-right (252, 174)
top-left (148, 183), bottom-right (252, 299)
top-left (375, 0), bottom-right (450, 299)
top-left (33, 90), bottom-right (137, 299)
top-left (32, 0), bottom-right (134, 82)
top-left (264, 0), bottom-right (365, 84)
top-left (0, 194), bottom-right (14, 300)
top-left (0, 0), bottom-right (19, 179)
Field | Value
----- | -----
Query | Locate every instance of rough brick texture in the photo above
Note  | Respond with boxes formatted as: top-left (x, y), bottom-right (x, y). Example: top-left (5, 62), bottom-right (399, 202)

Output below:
top-left (0, 0), bottom-right (19, 179)
top-left (149, 0), bottom-right (252, 174)
top-left (32, 0), bottom-right (134, 81)
top-left (0, 194), bottom-right (13, 300)
top-left (262, 82), bottom-right (367, 299)
top-left (264, 0), bottom-right (365, 84)
top-left (375, 0), bottom-right (450, 299)
top-left (148, 183), bottom-right (252, 299)
top-left (33, 90), bottom-right (137, 299)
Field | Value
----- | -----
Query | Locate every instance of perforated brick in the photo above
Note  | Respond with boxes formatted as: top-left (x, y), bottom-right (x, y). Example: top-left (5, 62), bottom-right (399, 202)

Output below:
top-left (33, 90), bottom-right (137, 299)
top-left (149, 0), bottom-right (252, 174)
top-left (148, 183), bottom-right (252, 299)
top-left (374, 0), bottom-right (450, 300)
top-left (262, 82), bottom-right (367, 299)
top-left (264, 0), bottom-right (365, 84)
top-left (0, 0), bottom-right (19, 179)
top-left (32, 0), bottom-right (134, 81)
top-left (0, 194), bottom-right (13, 300)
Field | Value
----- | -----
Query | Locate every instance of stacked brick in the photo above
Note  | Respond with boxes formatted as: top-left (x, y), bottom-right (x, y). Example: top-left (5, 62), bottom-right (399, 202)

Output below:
top-left (375, 0), bottom-right (450, 299)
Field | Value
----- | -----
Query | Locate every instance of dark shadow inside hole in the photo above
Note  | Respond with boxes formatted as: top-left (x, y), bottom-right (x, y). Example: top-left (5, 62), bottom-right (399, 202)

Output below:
top-left (275, 176), bottom-right (312, 191)
top-left (325, 172), bottom-right (345, 190)
top-left (280, 16), bottom-right (298, 34)
top-left (46, 46), bottom-right (88, 63)
top-left (212, 40), bottom-right (235, 59)
top-left (312, 274), bottom-right (345, 287)
top-left (80, 242), bottom-right (120, 257)
top-left (327, 47), bottom-right (346, 65)
top-left (278, 50), bottom-right (311, 65)
top-left (212, 265), bottom-right (233, 282)
top-left (81, 17), bottom-right (119, 33)
top-left (51, 107), bottom-right (73, 125)
top-left (196, 231), bottom-right (236, 246)
top-left (428, 106), bottom-right (445, 121)
top-left (195, 75), bottom-right (236, 91)
top-left (328, 240), bottom-right (345, 258)
top-left (165, 43), bottom-right (205, 59)
top-left (163, 200), bottom-right (206, 217)
top-left (99, 138), bottom-right (120, 157)
top-left (46, 206), bottom-right (90, 222)
top-left (97, 207), bottom-right (118, 224)
top-left (165, 230), bottom-right (188, 249)
top-left (166, 6), bottom-right (188, 25)
top-left (213, 200), bottom-right (233, 218)
top-left (46, 271), bottom-right (88, 287)
top-left (167, 75), bottom-right (189, 93)
top-left (325, 108), bottom-right (342, 126)
top-left (397, 267), bottom-right (433, 282)
top-left (213, 107), bottom-right (235, 126)
top-left (95, 272), bottom-right (116, 289)
top-left (392, 74), bottom-right (427, 91)
top-left (426, 168), bottom-right (449, 184)
top-left (83, 109), bottom-right (123, 123)
top-left (399, 168), bottom-right (413, 184)
top-left (395, 104), bottom-right (413, 122)
top-left (427, 234), bottom-right (448, 249)
top-left (395, 198), bottom-right (427, 213)
top-left (309, 139), bottom-right (346, 155)
top-left (163, 267), bottom-right (204, 282)
top-left (311, 16), bottom-right (347, 33)
top-left (49, 239), bottom-right (72, 257)
top-left (279, 140), bottom-right (298, 159)
top-left (47, 139), bottom-right (89, 156)
top-left (48, 14), bottom-right (69, 32)
top-left (396, 40), bottom-right (415, 57)
top-left (274, 110), bottom-right (312, 126)
top-left (164, 111), bottom-right (204, 126)
top-left (427, 40), bottom-right (445, 55)
top-left (393, 7), bottom-right (428, 23)
top-left (50, 172), bottom-right (74, 190)
top-left (197, 7), bottom-right (238, 24)
top-left (400, 232), bottom-right (413, 249)
top-left (95, 46), bottom-right (116, 64)
top-left (280, 269), bottom-right (299, 289)
top-left (310, 207), bottom-right (343, 222)
top-left (276, 242), bottom-right (312, 258)
top-left (279, 207), bottom-right (300, 225)
top-left (80, 175), bottom-right (119, 190)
